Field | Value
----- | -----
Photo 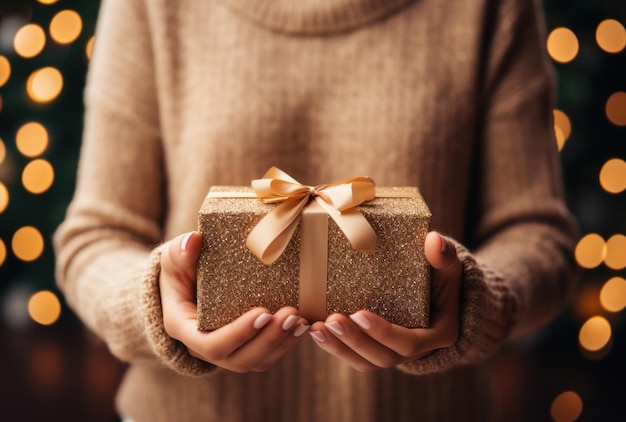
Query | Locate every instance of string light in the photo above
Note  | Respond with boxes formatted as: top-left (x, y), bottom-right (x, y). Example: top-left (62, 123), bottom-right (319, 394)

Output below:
top-left (596, 19), bottom-right (626, 54)
top-left (22, 159), bottom-right (55, 194)
top-left (13, 24), bottom-right (46, 59)
top-left (574, 233), bottom-right (606, 269)
top-left (605, 91), bottom-right (626, 126)
top-left (16, 122), bottom-right (49, 157)
top-left (547, 27), bottom-right (579, 63)
top-left (550, 391), bottom-right (583, 422)
top-left (11, 226), bottom-right (44, 262)
top-left (49, 10), bottom-right (83, 45)
top-left (599, 158), bottom-right (626, 194)
top-left (26, 67), bottom-right (63, 103)
top-left (0, 55), bottom-right (10, 87)
top-left (600, 277), bottom-right (626, 313)
top-left (579, 315), bottom-right (612, 352)
top-left (28, 290), bottom-right (62, 325)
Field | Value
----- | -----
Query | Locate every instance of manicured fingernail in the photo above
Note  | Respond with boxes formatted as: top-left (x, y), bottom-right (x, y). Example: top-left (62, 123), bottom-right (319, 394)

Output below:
top-left (325, 321), bottom-right (345, 336)
top-left (309, 330), bottom-right (326, 343)
top-left (253, 313), bottom-right (273, 329)
top-left (350, 312), bottom-right (372, 330)
top-left (180, 232), bottom-right (194, 251)
top-left (293, 324), bottom-right (310, 337)
top-left (282, 315), bottom-right (299, 331)
top-left (440, 234), bottom-right (447, 253)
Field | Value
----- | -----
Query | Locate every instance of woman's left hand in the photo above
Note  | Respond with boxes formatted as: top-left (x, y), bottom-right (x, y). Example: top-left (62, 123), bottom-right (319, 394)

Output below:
top-left (308, 231), bottom-right (462, 372)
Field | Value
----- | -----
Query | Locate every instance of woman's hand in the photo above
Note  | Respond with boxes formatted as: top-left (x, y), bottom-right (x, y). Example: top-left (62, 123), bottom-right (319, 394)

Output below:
top-left (159, 232), bottom-right (310, 373)
top-left (308, 231), bottom-right (462, 372)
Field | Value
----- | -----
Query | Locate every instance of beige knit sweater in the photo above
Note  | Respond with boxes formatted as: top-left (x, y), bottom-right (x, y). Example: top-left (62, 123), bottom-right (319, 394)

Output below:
top-left (54, 0), bottom-right (579, 420)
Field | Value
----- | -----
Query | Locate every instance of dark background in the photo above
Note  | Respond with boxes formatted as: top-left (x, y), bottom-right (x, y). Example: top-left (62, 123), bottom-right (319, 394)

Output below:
top-left (1, 0), bottom-right (625, 421)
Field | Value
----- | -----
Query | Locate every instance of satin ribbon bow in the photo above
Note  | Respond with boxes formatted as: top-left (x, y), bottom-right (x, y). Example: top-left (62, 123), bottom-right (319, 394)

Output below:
top-left (246, 167), bottom-right (378, 265)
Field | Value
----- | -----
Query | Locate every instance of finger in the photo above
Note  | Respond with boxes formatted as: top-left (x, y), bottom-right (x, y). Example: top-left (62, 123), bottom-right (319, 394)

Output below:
top-left (309, 316), bottom-right (397, 371)
top-left (424, 231), bottom-right (461, 274)
top-left (160, 231), bottom-right (203, 306)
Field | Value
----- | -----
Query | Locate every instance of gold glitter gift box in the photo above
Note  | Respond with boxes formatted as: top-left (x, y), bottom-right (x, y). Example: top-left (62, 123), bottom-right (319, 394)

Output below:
top-left (196, 178), bottom-right (432, 330)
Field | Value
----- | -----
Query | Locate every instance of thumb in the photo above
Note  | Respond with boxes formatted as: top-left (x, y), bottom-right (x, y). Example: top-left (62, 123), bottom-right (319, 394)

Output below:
top-left (161, 231), bottom-right (202, 296)
top-left (424, 231), bottom-right (461, 274)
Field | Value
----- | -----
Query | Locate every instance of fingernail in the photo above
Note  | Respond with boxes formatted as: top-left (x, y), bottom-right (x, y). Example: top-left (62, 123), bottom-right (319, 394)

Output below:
top-left (293, 324), bottom-right (310, 337)
top-left (440, 234), bottom-right (447, 254)
top-left (350, 312), bottom-right (372, 330)
top-left (309, 330), bottom-right (326, 343)
top-left (325, 321), bottom-right (345, 336)
top-left (282, 315), bottom-right (299, 331)
top-left (253, 313), bottom-right (273, 329)
top-left (180, 232), bottom-right (194, 251)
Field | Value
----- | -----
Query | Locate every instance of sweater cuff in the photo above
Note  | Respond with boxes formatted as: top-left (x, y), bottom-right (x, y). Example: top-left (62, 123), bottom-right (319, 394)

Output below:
top-left (141, 243), bottom-right (217, 376)
top-left (398, 240), bottom-right (516, 374)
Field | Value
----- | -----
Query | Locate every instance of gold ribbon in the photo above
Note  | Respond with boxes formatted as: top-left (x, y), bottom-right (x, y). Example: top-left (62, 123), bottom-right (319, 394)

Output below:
top-left (246, 167), bottom-right (377, 266)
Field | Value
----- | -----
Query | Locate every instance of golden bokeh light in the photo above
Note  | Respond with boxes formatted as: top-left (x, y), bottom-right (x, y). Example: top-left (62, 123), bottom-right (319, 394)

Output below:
top-left (14, 24), bottom-right (46, 59)
top-left (574, 233), bottom-right (606, 269)
top-left (50, 10), bottom-right (83, 45)
top-left (0, 137), bottom-right (5, 164)
top-left (600, 277), bottom-right (626, 313)
top-left (547, 27), bottom-right (579, 63)
top-left (596, 19), bottom-right (626, 54)
top-left (0, 238), bottom-right (6, 267)
top-left (605, 91), bottom-right (626, 126)
top-left (27, 67), bottom-right (63, 103)
top-left (553, 109), bottom-right (571, 139)
top-left (86, 36), bottom-right (95, 59)
top-left (599, 158), bottom-right (626, 194)
top-left (38, 0), bottom-right (59, 4)
top-left (28, 290), bottom-right (62, 326)
top-left (16, 122), bottom-right (49, 157)
top-left (550, 391), bottom-right (583, 422)
top-left (22, 159), bottom-right (55, 194)
top-left (0, 182), bottom-right (8, 214)
top-left (579, 315), bottom-right (611, 352)
top-left (554, 126), bottom-right (565, 151)
top-left (12, 226), bottom-right (45, 262)
top-left (604, 234), bottom-right (626, 270)
top-left (0, 55), bottom-right (10, 87)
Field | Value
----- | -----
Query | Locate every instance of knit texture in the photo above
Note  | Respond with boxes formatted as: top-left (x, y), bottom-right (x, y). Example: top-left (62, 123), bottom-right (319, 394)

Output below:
top-left (54, 0), bottom-right (579, 420)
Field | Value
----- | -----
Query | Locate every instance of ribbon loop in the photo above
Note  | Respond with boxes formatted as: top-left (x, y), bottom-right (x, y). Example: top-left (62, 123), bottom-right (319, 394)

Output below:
top-left (246, 166), bottom-right (377, 265)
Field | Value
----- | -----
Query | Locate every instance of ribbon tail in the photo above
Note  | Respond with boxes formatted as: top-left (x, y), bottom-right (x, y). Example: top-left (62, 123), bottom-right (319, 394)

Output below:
top-left (246, 196), bottom-right (309, 265)
top-left (314, 197), bottom-right (377, 253)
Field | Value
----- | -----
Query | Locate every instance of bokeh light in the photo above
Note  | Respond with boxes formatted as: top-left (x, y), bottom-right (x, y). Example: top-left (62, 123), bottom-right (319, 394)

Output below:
top-left (579, 316), bottom-right (612, 352)
top-left (574, 233), bottom-right (606, 269)
top-left (28, 290), bottom-right (62, 325)
top-left (50, 10), bottom-right (83, 45)
top-left (550, 391), bottom-right (583, 422)
top-left (37, 0), bottom-right (59, 4)
top-left (604, 234), bottom-right (626, 270)
top-left (547, 27), bottom-right (579, 63)
top-left (86, 36), bottom-right (95, 59)
top-left (16, 122), bottom-right (49, 157)
top-left (0, 137), bottom-right (5, 164)
top-left (599, 158), bottom-right (626, 194)
top-left (12, 226), bottom-right (44, 262)
top-left (553, 109), bottom-right (571, 151)
top-left (22, 159), bottom-right (54, 194)
top-left (600, 277), bottom-right (626, 313)
top-left (605, 91), bottom-right (626, 126)
top-left (0, 182), bottom-right (8, 214)
top-left (0, 55), bottom-right (10, 87)
top-left (596, 19), bottom-right (626, 54)
top-left (0, 238), bottom-right (6, 267)
top-left (13, 24), bottom-right (46, 59)
top-left (26, 67), bottom-right (63, 103)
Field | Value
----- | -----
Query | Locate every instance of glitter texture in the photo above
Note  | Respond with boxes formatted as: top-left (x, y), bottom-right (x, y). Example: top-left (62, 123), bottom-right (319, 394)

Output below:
top-left (197, 186), bottom-right (431, 330)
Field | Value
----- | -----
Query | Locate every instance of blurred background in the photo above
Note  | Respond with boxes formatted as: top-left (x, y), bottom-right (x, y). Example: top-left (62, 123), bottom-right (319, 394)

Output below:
top-left (0, 0), bottom-right (624, 420)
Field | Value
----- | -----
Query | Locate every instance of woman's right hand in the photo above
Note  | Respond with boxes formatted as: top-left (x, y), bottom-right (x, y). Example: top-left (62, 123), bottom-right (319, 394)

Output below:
top-left (159, 231), bottom-right (310, 373)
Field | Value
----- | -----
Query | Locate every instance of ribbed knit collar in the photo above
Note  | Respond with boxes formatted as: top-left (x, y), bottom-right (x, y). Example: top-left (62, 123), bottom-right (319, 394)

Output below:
top-left (218, 0), bottom-right (417, 35)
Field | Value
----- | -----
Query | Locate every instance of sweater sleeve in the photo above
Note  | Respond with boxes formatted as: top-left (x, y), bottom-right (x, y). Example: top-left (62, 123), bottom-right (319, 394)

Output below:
top-left (53, 0), bottom-right (215, 376)
top-left (400, 0), bottom-right (579, 374)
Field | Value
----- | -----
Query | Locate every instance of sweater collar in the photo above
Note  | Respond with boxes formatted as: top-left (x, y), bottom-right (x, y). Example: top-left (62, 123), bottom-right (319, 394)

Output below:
top-left (218, 0), bottom-right (417, 35)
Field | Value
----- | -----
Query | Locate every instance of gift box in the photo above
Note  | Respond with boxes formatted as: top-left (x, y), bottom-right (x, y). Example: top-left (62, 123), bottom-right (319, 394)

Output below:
top-left (196, 169), bottom-right (431, 330)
